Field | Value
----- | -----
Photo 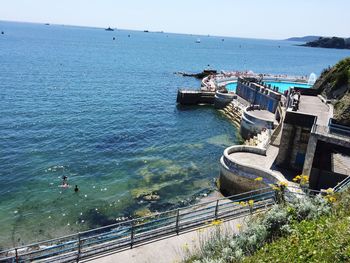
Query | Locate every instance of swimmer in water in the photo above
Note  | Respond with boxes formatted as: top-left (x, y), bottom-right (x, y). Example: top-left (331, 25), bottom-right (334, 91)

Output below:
top-left (61, 176), bottom-right (69, 188)
top-left (74, 185), bottom-right (79, 193)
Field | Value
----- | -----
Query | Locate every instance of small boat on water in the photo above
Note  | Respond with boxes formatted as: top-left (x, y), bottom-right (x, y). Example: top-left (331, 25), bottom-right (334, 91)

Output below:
top-left (195, 38), bottom-right (201, 43)
top-left (105, 27), bottom-right (114, 31)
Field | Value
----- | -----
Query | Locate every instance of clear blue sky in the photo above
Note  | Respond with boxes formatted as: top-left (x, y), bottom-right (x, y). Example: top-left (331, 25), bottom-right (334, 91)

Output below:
top-left (1, 0), bottom-right (349, 39)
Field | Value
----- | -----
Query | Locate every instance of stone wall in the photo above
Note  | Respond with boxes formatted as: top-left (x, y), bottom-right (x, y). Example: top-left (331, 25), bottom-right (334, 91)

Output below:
top-left (276, 111), bottom-right (316, 172)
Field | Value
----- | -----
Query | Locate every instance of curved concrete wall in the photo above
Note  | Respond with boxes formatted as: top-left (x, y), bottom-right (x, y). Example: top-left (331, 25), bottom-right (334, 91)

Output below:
top-left (214, 91), bottom-right (236, 109)
top-left (219, 145), bottom-right (280, 196)
top-left (240, 107), bottom-right (275, 139)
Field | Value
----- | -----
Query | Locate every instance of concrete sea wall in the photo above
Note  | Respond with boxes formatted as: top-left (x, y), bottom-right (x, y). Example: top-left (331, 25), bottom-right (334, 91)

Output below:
top-left (240, 106), bottom-right (275, 139)
top-left (219, 145), bottom-right (279, 196)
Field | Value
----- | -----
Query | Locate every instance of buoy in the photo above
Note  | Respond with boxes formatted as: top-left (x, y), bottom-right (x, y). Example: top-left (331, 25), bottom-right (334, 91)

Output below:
top-left (113, 37), bottom-right (115, 40)
top-left (1, 31), bottom-right (4, 35)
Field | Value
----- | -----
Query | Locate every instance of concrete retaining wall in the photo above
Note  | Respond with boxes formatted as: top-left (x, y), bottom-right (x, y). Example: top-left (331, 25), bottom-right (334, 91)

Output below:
top-left (219, 145), bottom-right (280, 196)
top-left (240, 107), bottom-right (275, 139)
top-left (176, 90), bottom-right (215, 105)
top-left (214, 91), bottom-right (236, 109)
top-left (236, 81), bottom-right (281, 113)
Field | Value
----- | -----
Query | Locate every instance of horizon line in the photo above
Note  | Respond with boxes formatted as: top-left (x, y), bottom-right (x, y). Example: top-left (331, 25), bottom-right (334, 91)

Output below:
top-left (0, 19), bottom-right (314, 41)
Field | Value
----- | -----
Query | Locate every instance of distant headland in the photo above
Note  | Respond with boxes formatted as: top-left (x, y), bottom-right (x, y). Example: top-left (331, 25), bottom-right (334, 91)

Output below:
top-left (285, 36), bottom-right (321, 42)
top-left (301, 36), bottom-right (350, 50)
top-left (286, 36), bottom-right (350, 50)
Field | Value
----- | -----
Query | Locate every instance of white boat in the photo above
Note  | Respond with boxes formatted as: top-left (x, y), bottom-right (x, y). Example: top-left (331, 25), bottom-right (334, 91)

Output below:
top-left (195, 38), bottom-right (201, 43)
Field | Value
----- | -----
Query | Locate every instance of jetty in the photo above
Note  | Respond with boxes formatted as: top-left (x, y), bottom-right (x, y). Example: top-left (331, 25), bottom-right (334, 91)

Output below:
top-left (175, 69), bottom-right (217, 79)
top-left (176, 89), bottom-right (215, 105)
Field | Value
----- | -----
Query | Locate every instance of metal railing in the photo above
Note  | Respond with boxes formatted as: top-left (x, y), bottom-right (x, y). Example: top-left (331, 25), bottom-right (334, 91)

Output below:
top-left (334, 176), bottom-right (350, 192)
top-left (0, 186), bottom-right (317, 263)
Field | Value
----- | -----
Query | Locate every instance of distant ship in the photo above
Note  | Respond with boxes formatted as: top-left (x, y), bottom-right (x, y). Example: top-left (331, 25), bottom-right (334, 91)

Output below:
top-left (105, 27), bottom-right (114, 31)
top-left (144, 30), bottom-right (149, 33)
top-left (45, 23), bottom-right (50, 26)
top-left (195, 38), bottom-right (201, 43)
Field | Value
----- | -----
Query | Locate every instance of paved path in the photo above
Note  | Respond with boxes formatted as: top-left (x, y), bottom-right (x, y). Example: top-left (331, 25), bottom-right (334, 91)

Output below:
top-left (82, 217), bottom-right (245, 263)
top-left (227, 145), bottom-right (300, 188)
top-left (299, 95), bottom-right (330, 125)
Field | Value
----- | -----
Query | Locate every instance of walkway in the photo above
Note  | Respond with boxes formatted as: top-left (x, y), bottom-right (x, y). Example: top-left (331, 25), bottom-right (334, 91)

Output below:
top-left (299, 95), bottom-right (330, 125)
top-left (83, 217), bottom-right (245, 263)
top-left (82, 191), bottom-right (247, 263)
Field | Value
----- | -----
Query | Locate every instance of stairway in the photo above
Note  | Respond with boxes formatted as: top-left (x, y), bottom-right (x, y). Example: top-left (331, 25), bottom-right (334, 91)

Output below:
top-left (219, 100), bottom-right (243, 128)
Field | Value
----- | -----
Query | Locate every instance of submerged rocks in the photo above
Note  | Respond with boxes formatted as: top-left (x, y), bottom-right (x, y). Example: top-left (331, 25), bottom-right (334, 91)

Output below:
top-left (135, 192), bottom-right (160, 202)
top-left (142, 193), bottom-right (160, 201)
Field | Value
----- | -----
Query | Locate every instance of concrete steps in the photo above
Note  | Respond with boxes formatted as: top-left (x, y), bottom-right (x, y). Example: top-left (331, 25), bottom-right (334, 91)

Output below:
top-left (219, 101), bottom-right (243, 128)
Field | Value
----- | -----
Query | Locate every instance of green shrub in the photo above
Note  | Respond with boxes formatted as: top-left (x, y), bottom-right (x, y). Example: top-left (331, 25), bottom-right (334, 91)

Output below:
top-left (184, 194), bottom-right (332, 263)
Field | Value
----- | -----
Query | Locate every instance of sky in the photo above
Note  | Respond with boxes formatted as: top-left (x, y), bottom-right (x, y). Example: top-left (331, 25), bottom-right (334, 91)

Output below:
top-left (0, 0), bottom-right (349, 39)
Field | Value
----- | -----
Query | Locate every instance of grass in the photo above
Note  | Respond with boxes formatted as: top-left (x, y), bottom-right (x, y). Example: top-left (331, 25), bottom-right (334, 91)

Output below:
top-left (183, 188), bottom-right (350, 263)
top-left (243, 191), bottom-right (350, 263)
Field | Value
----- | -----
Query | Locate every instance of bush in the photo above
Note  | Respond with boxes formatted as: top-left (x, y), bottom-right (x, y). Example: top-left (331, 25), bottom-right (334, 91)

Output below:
top-left (184, 194), bottom-right (332, 263)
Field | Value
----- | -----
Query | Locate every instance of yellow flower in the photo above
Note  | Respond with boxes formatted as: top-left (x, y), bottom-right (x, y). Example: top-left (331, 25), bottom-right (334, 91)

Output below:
top-left (300, 175), bottom-right (309, 185)
top-left (271, 185), bottom-right (280, 191)
top-left (239, 201), bottom-right (247, 207)
top-left (248, 200), bottom-right (254, 207)
top-left (236, 223), bottom-right (242, 230)
top-left (279, 181), bottom-right (288, 187)
top-left (324, 188), bottom-right (334, 194)
top-left (209, 219), bottom-right (223, 226)
top-left (293, 175), bottom-right (301, 182)
top-left (324, 195), bottom-right (336, 203)
top-left (254, 177), bottom-right (263, 181)
top-left (329, 196), bottom-right (337, 203)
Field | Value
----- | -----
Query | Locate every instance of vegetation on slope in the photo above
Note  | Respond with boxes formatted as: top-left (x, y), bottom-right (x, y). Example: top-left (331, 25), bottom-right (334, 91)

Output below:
top-left (185, 187), bottom-right (340, 263)
top-left (313, 57), bottom-right (350, 126)
top-left (302, 37), bottom-right (350, 49)
top-left (244, 190), bottom-right (350, 263)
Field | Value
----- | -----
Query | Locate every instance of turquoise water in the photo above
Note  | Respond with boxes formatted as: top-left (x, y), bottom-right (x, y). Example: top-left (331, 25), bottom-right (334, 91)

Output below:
top-left (264, 81), bottom-right (311, 93)
top-left (1, 21), bottom-right (350, 248)
top-left (226, 82), bottom-right (237, 92)
top-left (226, 81), bottom-right (311, 93)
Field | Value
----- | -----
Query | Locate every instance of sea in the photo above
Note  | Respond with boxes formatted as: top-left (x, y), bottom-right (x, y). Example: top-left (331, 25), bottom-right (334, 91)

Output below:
top-left (0, 21), bottom-right (349, 248)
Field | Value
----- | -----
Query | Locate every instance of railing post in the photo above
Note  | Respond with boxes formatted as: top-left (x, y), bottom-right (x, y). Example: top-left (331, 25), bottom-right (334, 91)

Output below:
top-left (175, 209), bottom-right (180, 235)
top-left (15, 248), bottom-right (18, 263)
top-left (77, 232), bottom-right (81, 262)
top-left (130, 223), bottom-right (134, 249)
top-left (214, 200), bottom-right (219, 219)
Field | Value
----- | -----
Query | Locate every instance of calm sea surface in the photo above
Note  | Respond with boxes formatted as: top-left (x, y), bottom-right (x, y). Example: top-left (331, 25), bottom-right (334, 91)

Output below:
top-left (1, 21), bottom-right (349, 248)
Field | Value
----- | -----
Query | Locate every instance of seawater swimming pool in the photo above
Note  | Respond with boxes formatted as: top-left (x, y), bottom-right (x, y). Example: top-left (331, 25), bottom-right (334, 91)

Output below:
top-left (226, 81), bottom-right (311, 93)
top-left (264, 81), bottom-right (311, 93)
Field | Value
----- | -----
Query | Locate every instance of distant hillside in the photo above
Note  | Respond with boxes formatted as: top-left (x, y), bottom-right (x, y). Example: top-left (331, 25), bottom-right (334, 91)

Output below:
top-left (285, 36), bottom-right (321, 42)
top-left (313, 57), bottom-right (350, 125)
top-left (302, 37), bottom-right (350, 49)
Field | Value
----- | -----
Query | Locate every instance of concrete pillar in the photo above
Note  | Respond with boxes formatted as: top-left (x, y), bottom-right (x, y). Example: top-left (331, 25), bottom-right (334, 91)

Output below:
top-left (302, 135), bottom-right (318, 176)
